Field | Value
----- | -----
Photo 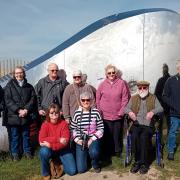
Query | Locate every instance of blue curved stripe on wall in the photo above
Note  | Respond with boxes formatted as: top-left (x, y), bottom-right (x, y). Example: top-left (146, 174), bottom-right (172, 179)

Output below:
top-left (24, 8), bottom-right (177, 70)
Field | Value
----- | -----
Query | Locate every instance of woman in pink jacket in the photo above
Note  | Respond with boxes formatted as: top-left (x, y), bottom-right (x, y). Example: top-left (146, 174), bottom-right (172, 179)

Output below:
top-left (96, 64), bottom-right (129, 161)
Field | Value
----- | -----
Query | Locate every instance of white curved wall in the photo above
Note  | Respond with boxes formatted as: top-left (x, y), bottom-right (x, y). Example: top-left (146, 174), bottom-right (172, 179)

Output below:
top-left (26, 11), bottom-right (180, 94)
top-left (0, 119), bottom-right (9, 152)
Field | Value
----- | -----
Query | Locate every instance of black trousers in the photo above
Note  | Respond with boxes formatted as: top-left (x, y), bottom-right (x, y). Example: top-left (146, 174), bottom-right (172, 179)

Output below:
top-left (131, 124), bottom-right (153, 166)
top-left (103, 119), bottom-right (123, 157)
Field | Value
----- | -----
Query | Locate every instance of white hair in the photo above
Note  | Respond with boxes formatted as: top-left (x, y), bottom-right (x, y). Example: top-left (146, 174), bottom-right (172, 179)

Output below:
top-left (80, 91), bottom-right (92, 100)
top-left (47, 63), bottom-right (59, 70)
top-left (72, 70), bottom-right (82, 76)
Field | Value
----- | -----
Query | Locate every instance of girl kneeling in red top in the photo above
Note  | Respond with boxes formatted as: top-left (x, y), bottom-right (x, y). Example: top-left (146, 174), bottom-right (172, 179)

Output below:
top-left (39, 104), bottom-right (76, 179)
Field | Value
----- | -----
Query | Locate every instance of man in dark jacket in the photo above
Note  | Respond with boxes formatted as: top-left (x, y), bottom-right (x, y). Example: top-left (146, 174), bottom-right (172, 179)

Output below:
top-left (4, 66), bottom-right (37, 161)
top-left (35, 63), bottom-right (67, 126)
top-left (162, 60), bottom-right (180, 161)
top-left (154, 63), bottom-right (171, 135)
top-left (155, 63), bottom-right (170, 113)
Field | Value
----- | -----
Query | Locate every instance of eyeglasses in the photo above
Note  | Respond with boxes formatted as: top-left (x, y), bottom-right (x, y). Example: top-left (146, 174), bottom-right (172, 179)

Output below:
top-left (15, 72), bottom-right (23, 75)
top-left (107, 71), bottom-right (115, 75)
top-left (138, 86), bottom-right (148, 90)
top-left (50, 69), bottom-right (58, 72)
top-left (49, 112), bottom-right (59, 115)
top-left (73, 76), bottom-right (81, 79)
top-left (81, 99), bottom-right (90, 102)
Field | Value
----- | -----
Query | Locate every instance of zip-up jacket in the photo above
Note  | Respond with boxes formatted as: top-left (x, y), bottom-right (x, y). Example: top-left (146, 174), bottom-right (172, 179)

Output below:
top-left (162, 73), bottom-right (180, 117)
top-left (96, 78), bottom-right (129, 120)
top-left (35, 75), bottom-right (66, 111)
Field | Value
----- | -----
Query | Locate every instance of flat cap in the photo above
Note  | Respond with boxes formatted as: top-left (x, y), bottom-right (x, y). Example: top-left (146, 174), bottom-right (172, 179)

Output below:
top-left (136, 80), bottom-right (150, 86)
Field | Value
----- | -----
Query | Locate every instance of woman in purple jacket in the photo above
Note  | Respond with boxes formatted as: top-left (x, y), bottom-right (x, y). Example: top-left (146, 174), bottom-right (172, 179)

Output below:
top-left (96, 64), bottom-right (129, 161)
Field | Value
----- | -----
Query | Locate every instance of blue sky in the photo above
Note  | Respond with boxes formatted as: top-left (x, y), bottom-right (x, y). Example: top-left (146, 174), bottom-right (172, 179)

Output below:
top-left (0, 0), bottom-right (180, 62)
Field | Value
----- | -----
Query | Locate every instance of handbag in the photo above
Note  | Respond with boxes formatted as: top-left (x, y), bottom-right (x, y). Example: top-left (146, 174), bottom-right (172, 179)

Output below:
top-left (50, 157), bottom-right (64, 179)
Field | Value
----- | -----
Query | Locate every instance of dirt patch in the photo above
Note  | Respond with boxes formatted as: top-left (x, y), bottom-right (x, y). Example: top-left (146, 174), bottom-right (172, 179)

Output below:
top-left (59, 171), bottom-right (138, 180)
top-left (57, 168), bottom-right (161, 180)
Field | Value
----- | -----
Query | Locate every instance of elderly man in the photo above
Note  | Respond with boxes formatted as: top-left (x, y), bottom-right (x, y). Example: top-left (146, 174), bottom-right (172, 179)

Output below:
top-left (62, 70), bottom-right (95, 124)
top-left (162, 60), bottom-right (180, 161)
top-left (155, 63), bottom-right (171, 112)
top-left (155, 64), bottom-right (171, 131)
top-left (35, 63), bottom-right (67, 125)
top-left (125, 81), bottom-right (163, 174)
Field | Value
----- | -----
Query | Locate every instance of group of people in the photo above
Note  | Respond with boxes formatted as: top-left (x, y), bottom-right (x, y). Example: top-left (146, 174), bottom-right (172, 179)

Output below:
top-left (0, 60), bottom-right (180, 179)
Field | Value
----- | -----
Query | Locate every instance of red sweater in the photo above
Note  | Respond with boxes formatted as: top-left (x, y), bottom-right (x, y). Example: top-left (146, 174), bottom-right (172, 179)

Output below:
top-left (39, 120), bottom-right (70, 151)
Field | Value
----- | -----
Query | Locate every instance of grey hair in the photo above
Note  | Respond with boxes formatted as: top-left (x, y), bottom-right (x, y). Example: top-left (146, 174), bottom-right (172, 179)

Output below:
top-left (72, 70), bottom-right (82, 76)
top-left (116, 69), bottom-right (123, 78)
top-left (82, 73), bottom-right (87, 83)
top-left (13, 66), bottom-right (26, 78)
top-left (176, 60), bottom-right (180, 68)
top-left (80, 91), bottom-right (92, 100)
top-left (47, 63), bottom-right (59, 70)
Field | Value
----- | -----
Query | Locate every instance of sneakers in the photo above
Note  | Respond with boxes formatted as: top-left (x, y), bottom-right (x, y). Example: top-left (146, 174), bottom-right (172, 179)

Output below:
top-left (12, 155), bottom-right (20, 162)
top-left (139, 165), bottom-right (149, 174)
top-left (167, 153), bottom-right (174, 161)
top-left (130, 162), bottom-right (140, 174)
top-left (94, 167), bottom-right (101, 173)
top-left (24, 153), bottom-right (33, 159)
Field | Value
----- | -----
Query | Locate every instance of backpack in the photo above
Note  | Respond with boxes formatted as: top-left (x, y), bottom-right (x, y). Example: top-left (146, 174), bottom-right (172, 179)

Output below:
top-left (50, 157), bottom-right (63, 179)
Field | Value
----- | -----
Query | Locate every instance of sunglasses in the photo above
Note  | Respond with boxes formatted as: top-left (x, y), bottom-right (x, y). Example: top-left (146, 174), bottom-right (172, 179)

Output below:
top-left (73, 76), bottom-right (81, 79)
top-left (81, 99), bottom-right (90, 102)
top-left (50, 69), bottom-right (58, 72)
top-left (138, 86), bottom-right (148, 90)
top-left (107, 71), bottom-right (115, 75)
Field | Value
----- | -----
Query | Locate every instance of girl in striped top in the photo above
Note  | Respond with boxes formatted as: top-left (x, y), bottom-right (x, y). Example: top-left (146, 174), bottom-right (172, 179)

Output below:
top-left (70, 92), bottom-right (104, 173)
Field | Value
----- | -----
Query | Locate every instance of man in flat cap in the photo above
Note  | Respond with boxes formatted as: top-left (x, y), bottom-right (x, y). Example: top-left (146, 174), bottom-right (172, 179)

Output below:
top-left (125, 80), bottom-right (163, 174)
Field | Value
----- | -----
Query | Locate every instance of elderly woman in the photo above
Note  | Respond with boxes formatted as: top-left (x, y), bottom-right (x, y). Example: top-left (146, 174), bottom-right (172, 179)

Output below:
top-left (96, 64), bottom-right (129, 160)
top-left (4, 66), bottom-right (37, 161)
top-left (70, 92), bottom-right (104, 173)
top-left (63, 70), bottom-right (95, 124)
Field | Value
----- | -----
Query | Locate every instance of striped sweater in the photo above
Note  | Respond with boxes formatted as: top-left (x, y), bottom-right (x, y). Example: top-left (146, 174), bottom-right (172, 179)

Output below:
top-left (70, 108), bottom-right (104, 142)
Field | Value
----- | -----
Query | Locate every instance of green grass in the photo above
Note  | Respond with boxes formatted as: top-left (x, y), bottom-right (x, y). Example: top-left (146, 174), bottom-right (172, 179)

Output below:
top-left (0, 134), bottom-right (179, 180)
top-left (0, 151), bottom-right (41, 180)
top-left (102, 130), bottom-right (180, 180)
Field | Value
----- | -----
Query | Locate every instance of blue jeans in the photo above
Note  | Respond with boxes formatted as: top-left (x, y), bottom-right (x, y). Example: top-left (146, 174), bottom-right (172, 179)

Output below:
top-left (10, 125), bottom-right (31, 156)
top-left (76, 139), bottom-right (100, 173)
top-left (168, 116), bottom-right (180, 153)
top-left (39, 147), bottom-right (76, 176)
